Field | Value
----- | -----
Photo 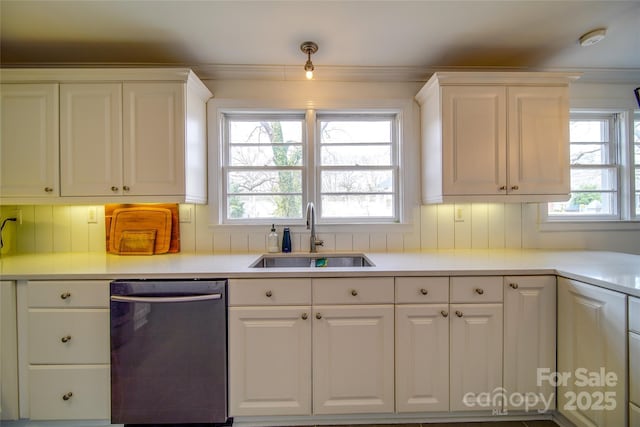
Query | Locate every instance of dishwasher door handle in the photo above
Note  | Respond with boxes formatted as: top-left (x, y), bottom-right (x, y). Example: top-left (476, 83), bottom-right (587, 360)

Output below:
top-left (111, 294), bottom-right (222, 303)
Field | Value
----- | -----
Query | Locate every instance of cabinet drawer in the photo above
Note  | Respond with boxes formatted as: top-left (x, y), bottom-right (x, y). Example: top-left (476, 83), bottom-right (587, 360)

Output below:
top-left (312, 277), bottom-right (394, 305)
top-left (395, 277), bottom-right (449, 303)
top-left (631, 332), bottom-right (640, 405)
top-left (450, 276), bottom-right (503, 303)
top-left (630, 297), bottom-right (640, 334)
top-left (29, 365), bottom-right (110, 420)
top-left (229, 279), bottom-right (311, 306)
top-left (28, 280), bottom-right (109, 308)
top-left (29, 309), bottom-right (109, 364)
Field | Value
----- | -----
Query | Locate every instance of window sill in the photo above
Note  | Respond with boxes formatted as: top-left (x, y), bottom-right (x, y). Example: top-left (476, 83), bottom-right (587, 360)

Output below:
top-left (539, 220), bottom-right (640, 232)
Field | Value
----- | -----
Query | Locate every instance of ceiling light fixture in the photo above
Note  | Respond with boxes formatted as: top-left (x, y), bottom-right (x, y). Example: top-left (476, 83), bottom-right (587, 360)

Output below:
top-left (579, 28), bottom-right (607, 47)
top-left (300, 41), bottom-right (318, 80)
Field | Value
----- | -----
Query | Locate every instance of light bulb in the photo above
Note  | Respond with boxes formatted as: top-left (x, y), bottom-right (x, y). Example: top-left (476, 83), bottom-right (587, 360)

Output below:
top-left (306, 70), bottom-right (313, 80)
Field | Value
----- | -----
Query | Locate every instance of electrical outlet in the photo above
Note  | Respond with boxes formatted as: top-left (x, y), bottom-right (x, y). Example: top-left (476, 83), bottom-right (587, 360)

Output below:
top-left (87, 207), bottom-right (98, 223)
top-left (179, 205), bottom-right (192, 223)
top-left (455, 207), bottom-right (465, 222)
top-left (13, 209), bottom-right (22, 225)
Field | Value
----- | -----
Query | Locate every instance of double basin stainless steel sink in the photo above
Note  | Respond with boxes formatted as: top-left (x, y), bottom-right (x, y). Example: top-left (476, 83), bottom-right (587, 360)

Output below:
top-left (250, 253), bottom-right (374, 268)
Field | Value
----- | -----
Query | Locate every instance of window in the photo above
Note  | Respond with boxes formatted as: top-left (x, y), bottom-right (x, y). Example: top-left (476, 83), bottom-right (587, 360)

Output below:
top-left (221, 111), bottom-right (400, 224)
top-left (223, 114), bottom-right (305, 220)
top-left (546, 110), bottom-right (640, 224)
top-left (634, 114), bottom-right (640, 219)
top-left (318, 115), bottom-right (397, 221)
top-left (548, 114), bottom-right (619, 219)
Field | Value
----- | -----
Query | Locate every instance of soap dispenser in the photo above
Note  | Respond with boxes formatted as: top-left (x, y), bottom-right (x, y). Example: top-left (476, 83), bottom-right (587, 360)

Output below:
top-left (282, 227), bottom-right (292, 253)
top-left (267, 224), bottom-right (279, 253)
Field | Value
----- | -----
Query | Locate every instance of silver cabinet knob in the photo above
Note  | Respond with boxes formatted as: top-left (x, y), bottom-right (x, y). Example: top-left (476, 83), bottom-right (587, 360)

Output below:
top-left (420, 288), bottom-right (429, 295)
top-left (123, 185), bottom-right (130, 192)
top-left (351, 289), bottom-right (358, 296)
top-left (44, 187), bottom-right (54, 193)
top-left (441, 310), bottom-right (449, 318)
top-left (455, 310), bottom-right (463, 318)
top-left (60, 292), bottom-right (71, 300)
top-left (509, 283), bottom-right (519, 289)
top-left (301, 313), bottom-right (308, 320)
top-left (62, 392), bottom-right (73, 401)
top-left (511, 185), bottom-right (519, 190)
top-left (111, 186), bottom-right (119, 192)
top-left (315, 312), bottom-right (322, 320)
top-left (475, 288), bottom-right (484, 295)
top-left (61, 335), bottom-right (71, 343)
top-left (265, 290), bottom-right (272, 298)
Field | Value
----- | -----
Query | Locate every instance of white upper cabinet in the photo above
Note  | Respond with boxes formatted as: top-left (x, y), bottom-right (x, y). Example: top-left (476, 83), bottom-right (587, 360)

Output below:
top-left (416, 72), bottom-right (578, 204)
top-left (0, 83), bottom-right (59, 198)
top-left (122, 82), bottom-right (185, 197)
top-left (1, 68), bottom-right (212, 204)
top-left (60, 83), bottom-right (123, 197)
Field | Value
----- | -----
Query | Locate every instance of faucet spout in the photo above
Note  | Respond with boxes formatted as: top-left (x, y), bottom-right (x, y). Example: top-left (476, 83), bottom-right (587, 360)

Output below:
top-left (305, 202), bottom-right (323, 253)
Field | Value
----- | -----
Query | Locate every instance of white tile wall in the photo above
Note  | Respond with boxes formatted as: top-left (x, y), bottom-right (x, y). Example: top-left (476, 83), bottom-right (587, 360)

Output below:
top-left (3, 202), bottom-right (639, 255)
top-left (1, 202), bottom-right (525, 254)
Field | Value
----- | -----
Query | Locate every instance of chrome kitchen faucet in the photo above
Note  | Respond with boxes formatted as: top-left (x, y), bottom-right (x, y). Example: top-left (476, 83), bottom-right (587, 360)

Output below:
top-left (305, 202), bottom-right (324, 253)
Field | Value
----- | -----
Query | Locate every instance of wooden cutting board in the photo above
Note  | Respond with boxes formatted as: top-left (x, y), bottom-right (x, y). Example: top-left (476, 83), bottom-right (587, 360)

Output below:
top-left (105, 204), bottom-right (180, 254)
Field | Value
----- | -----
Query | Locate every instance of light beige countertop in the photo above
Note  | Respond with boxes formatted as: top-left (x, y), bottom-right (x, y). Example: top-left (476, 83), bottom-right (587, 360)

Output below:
top-left (1, 249), bottom-right (639, 297)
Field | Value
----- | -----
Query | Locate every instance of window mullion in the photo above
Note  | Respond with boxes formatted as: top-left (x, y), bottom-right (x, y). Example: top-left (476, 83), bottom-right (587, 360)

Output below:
top-left (306, 109), bottom-right (316, 210)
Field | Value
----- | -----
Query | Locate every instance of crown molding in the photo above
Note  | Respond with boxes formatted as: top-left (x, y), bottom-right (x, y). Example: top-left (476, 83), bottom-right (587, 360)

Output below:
top-left (1, 63), bottom-right (638, 84)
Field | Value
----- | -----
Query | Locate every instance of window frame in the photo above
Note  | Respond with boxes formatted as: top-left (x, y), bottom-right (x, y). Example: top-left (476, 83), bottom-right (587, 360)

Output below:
top-left (217, 107), bottom-right (404, 226)
top-left (541, 108), bottom-right (640, 230)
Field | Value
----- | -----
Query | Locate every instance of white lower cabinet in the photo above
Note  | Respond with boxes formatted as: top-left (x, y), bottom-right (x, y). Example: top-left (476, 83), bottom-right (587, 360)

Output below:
top-left (395, 303), bottom-right (450, 412)
top-left (228, 277), bottom-right (394, 417)
top-left (558, 277), bottom-right (626, 427)
top-left (630, 297), bottom-right (640, 427)
top-left (25, 280), bottom-right (110, 420)
top-left (312, 304), bottom-right (394, 414)
top-left (228, 306), bottom-right (311, 416)
top-left (450, 303), bottom-right (503, 412)
top-left (503, 276), bottom-right (556, 412)
top-left (228, 279), bottom-right (312, 416)
top-left (395, 276), bottom-right (450, 413)
top-left (1, 281), bottom-right (19, 420)
top-left (449, 276), bottom-right (503, 413)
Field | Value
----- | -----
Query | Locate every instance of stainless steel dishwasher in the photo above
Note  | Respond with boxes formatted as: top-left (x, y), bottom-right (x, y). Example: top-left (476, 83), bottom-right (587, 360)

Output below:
top-left (110, 279), bottom-right (228, 425)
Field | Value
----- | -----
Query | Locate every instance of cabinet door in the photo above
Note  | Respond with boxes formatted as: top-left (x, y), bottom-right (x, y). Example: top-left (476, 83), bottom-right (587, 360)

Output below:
top-left (60, 83), bottom-right (123, 196)
top-left (441, 86), bottom-right (507, 196)
top-left (558, 278), bottom-right (626, 427)
top-left (396, 304), bottom-right (449, 412)
top-left (313, 305), bottom-right (394, 414)
top-left (503, 276), bottom-right (556, 411)
top-left (1, 281), bottom-right (19, 420)
top-left (450, 303), bottom-right (503, 412)
top-left (507, 86), bottom-right (570, 195)
top-left (123, 83), bottom-right (185, 196)
top-left (228, 306), bottom-right (311, 416)
top-left (630, 332), bottom-right (640, 406)
top-left (0, 83), bottom-right (59, 197)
